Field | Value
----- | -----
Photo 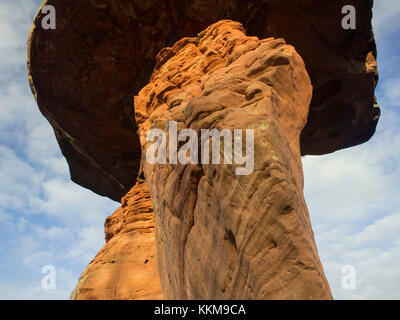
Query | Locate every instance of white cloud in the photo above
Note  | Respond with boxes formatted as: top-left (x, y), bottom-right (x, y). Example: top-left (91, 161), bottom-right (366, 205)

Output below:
top-left (303, 73), bottom-right (400, 299)
top-left (0, 267), bottom-right (77, 300)
top-left (0, 146), bottom-right (43, 211)
top-left (317, 233), bottom-right (400, 299)
top-left (381, 77), bottom-right (400, 107)
top-left (372, 0), bottom-right (400, 39)
top-left (303, 116), bottom-right (400, 225)
top-left (0, 0), bottom-right (118, 300)
top-left (67, 225), bottom-right (106, 264)
top-left (0, 0), bottom-right (40, 69)
top-left (346, 213), bottom-right (400, 248)
top-left (0, 0), bottom-right (399, 300)
top-left (30, 178), bottom-right (117, 226)
top-left (303, 2), bottom-right (400, 295)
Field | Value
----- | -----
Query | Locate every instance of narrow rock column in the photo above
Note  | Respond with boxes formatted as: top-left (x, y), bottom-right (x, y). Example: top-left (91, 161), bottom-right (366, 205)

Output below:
top-left (135, 21), bottom-right (332, 299)
top-left (71, 179), bottom-right (163, 300)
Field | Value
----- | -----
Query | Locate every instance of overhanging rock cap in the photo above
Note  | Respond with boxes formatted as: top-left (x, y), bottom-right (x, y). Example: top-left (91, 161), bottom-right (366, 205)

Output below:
top-left (28, 0), bottom-right (379, 201)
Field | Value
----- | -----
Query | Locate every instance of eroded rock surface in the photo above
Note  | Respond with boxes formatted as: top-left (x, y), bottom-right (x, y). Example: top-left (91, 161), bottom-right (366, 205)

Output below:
top-left (135, 20), bottom-right (332, 299)
top-left (71, 180), bottom-right (162, 300)
top-left (28, 0), bottom-right (378, 201)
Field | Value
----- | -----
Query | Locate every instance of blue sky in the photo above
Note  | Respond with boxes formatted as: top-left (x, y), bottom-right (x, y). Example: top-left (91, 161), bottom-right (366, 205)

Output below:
top-left (0, 0), bottom-right (399, 299)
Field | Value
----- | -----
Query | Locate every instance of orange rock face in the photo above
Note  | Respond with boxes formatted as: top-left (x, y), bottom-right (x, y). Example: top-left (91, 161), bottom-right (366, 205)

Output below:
top-left (135, 21), bottom-right (332, 299)
top-left (70, 180), bottom-right (162, 300)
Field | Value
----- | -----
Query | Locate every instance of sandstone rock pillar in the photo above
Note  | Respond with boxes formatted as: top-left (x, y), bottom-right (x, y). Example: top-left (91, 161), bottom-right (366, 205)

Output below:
top-left (135, 21), bottom-right (332, 299)
top-left (71, 179), bottom-right (163, 300)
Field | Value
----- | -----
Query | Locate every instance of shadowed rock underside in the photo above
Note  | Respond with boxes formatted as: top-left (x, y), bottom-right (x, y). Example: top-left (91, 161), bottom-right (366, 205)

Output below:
top-left (28, 0), bottom-right (378, 201)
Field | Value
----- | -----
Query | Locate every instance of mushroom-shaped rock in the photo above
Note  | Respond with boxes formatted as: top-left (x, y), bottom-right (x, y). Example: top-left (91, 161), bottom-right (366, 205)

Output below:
top-left (28, 0), bottom-right (379, 201)
top-left (28, 1), bottom-right (379, 300)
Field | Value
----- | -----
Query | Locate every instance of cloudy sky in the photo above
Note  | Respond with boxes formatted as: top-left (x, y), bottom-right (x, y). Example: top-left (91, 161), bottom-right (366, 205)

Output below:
top-left (0, 0), bottom-right (399, 300)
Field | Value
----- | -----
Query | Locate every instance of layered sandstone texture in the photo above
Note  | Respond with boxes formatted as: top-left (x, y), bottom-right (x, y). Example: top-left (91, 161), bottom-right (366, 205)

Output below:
top-left (70, 180), bottom-right (163, 300)
top-left (135, 20), bottom-right (332, 299)
top-left (28, 0), bottom-right (378, 201)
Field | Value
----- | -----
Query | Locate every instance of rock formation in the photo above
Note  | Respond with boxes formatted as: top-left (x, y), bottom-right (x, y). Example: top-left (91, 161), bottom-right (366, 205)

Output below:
top-left (135, 20), bottom-right (331, 299)
top-left (71, 179), bottom-right (163, 300)
top-left (27, 0), bottom-right (379, 300)
top-left (28, 0), bottom-right (379, 201)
